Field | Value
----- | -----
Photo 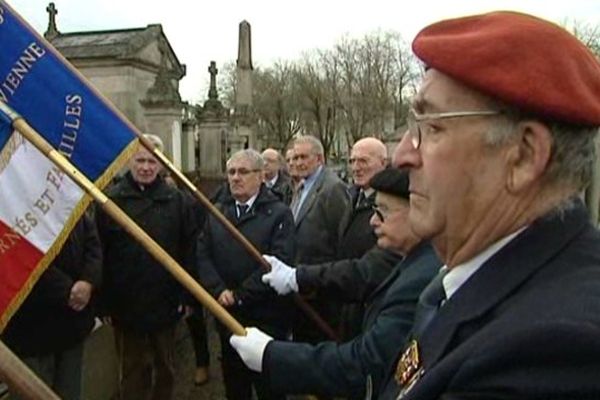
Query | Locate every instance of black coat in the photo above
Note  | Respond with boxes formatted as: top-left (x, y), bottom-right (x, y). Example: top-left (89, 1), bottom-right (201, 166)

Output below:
top-left (96, 173), bottom-right (198, 333)
top-left (3, 212), bottom-right (102, 357)
top-left (197, 185), bottom-right (295, 332)
top-left (268, 172), bottom-right (294, 206)
top-left (297, 246), bottom-right (401, 304)
top-left (380, 199), bottom-right (600, 400)
top-left (337, 186), bottom-right (377, 260)
top-left (263, 242), bottom-right (440, 397)
top-left (336, 187), bottom-right (379, 339)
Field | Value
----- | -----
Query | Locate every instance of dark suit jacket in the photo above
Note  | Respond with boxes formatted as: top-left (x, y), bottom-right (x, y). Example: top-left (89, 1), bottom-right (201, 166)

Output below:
top-left (292, 167), bottom-right (351, 339)
top-left (264, 242), bottom-right (440, 398)
top-left (297, 246), bottom-right (401, 303)
top-left (269, 172), bottom-right (294, 205)
top-left (337, 186), bottom-right (377, 260)
top-left (294, 167), bottom-right (351, 265)
top-left (197, 185), bottom-right (295, 331)
top-left (380, 198), bottom-right (600, 400)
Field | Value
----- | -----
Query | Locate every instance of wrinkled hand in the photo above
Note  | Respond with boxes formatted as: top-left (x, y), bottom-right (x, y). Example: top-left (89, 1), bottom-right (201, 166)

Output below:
top-left (68, 280), bottom-right (93, 311)
top-left (229, 327), bottom-right (273, 372)
top-left (218, 289), bottom-right (236, 307)
top-left (262, 255), bottom-right (298, 295)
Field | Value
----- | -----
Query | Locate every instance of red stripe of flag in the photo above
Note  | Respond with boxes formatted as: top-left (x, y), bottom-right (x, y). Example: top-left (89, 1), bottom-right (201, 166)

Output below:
top-left (0, 219), bottom-right (44, 317)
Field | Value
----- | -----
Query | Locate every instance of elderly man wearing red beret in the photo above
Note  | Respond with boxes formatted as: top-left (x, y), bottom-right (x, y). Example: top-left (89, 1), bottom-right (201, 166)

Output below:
top-left (229, 10), bottom-right (600, 400)
top-left (375, 10), bottom-right (600, 400)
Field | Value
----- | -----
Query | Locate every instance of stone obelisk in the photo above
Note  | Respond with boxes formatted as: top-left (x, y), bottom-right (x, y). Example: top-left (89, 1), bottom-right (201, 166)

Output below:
top-left (230, 20), bottom-right (255, 151)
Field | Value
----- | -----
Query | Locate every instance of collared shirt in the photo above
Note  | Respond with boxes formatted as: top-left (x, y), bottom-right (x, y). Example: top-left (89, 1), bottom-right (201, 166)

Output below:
top-left (442, 227), bottom-right (526, 299)
top-left (363, 187), bottom-right (375, 198)
top-left (296, 165), bottom-right (323, 213)
top-left (235, 192), bottom-right (259, 218)
top-left (356, 187), bottom-right (375, 208)
top-left (266, 173), bottom-right (279, 189)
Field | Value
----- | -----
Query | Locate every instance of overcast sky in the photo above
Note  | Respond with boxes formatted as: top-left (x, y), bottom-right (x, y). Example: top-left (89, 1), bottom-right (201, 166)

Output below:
top-left (6, 0), bottom-right (600, 103)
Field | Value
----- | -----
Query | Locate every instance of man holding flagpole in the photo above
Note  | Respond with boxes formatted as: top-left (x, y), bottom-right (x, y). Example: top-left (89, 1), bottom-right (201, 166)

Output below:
top-left (96, 134), bottom-right (199, 400)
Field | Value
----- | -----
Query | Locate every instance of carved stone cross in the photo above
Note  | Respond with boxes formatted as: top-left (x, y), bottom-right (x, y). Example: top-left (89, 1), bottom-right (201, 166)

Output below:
top-left (208, 61), bottom-right (219, 100)
top-left (45, 2), bottom-right (59, 39)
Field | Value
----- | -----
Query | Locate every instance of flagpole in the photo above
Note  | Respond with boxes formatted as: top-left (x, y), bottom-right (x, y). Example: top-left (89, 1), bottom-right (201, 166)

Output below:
top-left (142, 138), bottom-right (340, 341)
top-left (0, 340), bottom-right (60, 400)
top-left (0, 102), bottom-right (245, 337)
top-left (2, 0), bottom-right (336, 340)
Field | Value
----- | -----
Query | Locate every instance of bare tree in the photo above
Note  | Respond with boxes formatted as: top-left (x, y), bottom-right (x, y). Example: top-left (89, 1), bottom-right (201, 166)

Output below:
top-left (295, 51), bottom-right (341, 161)
top-left (195, 30), bottom-right (422, 161)
top-left (334, 31), bottom-right (418, 150)
top-left (253, 61), bottom-right (303, 150)
top-left (217, 61), bottom-right (237, 108)
top-left (568, 20), bottom-right (600, 58)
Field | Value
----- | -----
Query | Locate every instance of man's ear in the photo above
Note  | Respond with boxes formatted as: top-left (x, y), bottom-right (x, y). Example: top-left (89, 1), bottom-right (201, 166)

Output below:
top-left (505, 121), bottom-right (552, 193)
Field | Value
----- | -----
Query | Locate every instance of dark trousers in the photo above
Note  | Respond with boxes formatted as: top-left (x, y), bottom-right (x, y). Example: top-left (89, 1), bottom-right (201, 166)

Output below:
top-left (114, 325), bottom-right (176, 400)
top-left (218, 325), bottom-right (286, 400)
top-left (186, 309), bottom-right (210, 367)
top-left (11, 341), bottom-right (84, 400)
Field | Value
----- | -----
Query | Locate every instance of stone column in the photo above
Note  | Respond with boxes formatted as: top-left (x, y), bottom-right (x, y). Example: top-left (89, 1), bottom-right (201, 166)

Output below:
top-left (232, 21), bottom-right (256, 149)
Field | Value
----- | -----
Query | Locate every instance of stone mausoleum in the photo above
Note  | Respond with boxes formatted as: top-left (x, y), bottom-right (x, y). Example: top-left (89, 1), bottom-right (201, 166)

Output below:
top-left (44, 2), bottom-right (195, 172)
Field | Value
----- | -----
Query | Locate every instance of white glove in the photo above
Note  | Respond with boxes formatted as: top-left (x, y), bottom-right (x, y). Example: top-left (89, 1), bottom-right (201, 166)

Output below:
top-left (262, 255), bottom-right (299, 295)
top-left (229, 327), bottom-right (273, 372)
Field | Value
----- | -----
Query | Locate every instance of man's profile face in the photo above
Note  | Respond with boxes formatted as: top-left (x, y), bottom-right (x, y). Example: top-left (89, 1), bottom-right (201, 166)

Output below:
top-left (369, 192), bottom-right (414, 253)
top-left (393, 69), bottom-right (508, 253)
top-left (227, 157), bottom-right (262, 203)
top-left (285, 149), bottom-right (298, 178)
top-left (350, 143), bottom-right (386, 189)
top-left (293, 142), bottom-right (322, 178)
top-left (129, 148), bottom-right (162, 185)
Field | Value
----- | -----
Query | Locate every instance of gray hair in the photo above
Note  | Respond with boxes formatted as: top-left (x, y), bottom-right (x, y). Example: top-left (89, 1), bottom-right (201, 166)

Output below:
top-left (294, 135), bottom-right (324, 157)
top-left (484, 111), bottom-right (597, 191)
top-left (143, 133), bottom-right (164, 152)
top-left (227, 149), bottom-right (264, 170)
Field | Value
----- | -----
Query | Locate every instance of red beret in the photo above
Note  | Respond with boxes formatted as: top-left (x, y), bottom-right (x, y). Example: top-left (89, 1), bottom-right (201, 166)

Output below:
top-left (413, 11), bottom-right (600, 126)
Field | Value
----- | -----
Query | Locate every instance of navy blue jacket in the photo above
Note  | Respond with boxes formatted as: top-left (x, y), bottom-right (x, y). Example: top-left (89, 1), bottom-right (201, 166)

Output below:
top-left (197, 185), bottom-right (295, 332)
top-left (263, 242), bottom-right (440, 397)
top-left (380, 199), bottom-right (600, 400)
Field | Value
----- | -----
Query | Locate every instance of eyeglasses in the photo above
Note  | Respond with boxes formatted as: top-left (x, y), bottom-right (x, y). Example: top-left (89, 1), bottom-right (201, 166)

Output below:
top-left (372, 204), bottom-right (386, 222)
top-left (407, 109), bottom-right (502, 149)
top-left (227, 168), bottom-right (261, 176)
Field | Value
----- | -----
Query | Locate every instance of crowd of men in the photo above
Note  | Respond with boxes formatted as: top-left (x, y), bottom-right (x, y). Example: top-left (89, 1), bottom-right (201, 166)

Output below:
top-left (3, 9), bottom-right (600, 400)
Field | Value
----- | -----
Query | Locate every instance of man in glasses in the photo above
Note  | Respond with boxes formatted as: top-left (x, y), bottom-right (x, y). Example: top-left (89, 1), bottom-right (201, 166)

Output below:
top-left (376, 11), bottom-right (600, 399)
top-left (229, 168), bottom-right (440, 398)
top-left (197, 149), bottom-right (294, 400)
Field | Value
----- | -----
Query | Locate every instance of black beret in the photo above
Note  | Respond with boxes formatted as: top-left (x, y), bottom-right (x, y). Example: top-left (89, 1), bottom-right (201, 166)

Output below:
top-left (369, 168), bottom-right (410, 200)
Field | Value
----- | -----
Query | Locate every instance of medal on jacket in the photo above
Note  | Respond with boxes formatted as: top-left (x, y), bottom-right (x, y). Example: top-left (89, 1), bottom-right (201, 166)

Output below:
top-left (395, 339), bottom-right (424, 398)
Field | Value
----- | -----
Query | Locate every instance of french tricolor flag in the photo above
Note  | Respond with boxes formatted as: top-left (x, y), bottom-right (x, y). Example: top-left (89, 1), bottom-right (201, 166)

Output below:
top-left (0, 129), bottom-right (86, 331)
top-left (0, 1), bottom-right (138, 330)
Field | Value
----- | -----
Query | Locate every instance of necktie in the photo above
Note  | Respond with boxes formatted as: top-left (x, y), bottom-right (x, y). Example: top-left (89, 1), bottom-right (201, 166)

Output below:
top-left (237, 204), bottom-right (249, 218)
top-left (356, 190), bottom-right (367, 208)
top-left (411, 269), bottom-right (447, 339)
top-left (290, 181), bottom-right (304, 220)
